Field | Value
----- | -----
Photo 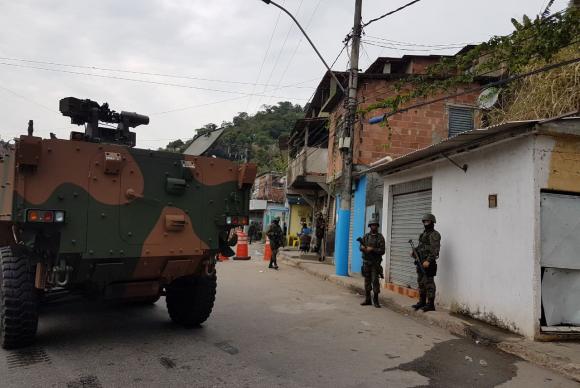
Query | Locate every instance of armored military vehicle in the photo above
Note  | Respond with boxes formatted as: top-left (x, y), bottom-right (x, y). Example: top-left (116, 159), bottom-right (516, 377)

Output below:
top-left (0, 97), bottom-right (256, 348)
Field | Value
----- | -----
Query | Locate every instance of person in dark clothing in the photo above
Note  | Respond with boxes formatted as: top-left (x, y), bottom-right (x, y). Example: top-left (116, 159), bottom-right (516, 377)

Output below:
top-left (314, 212), bottom-right (326, 260)
top-left (248, 222), bottom-right (256, 244)
top-left (266, 217), bottom-right (283, 269)
top-left (411, 213), bottom-right (441, 312)
top-left (299, 222), bottom-right (312, 252)
top-left (359, 215), bottom-right (385, 308)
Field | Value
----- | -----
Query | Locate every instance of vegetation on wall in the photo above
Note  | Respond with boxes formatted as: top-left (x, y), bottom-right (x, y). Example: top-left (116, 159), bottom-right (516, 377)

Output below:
top-left (362, 5), bottom-right (580, 123)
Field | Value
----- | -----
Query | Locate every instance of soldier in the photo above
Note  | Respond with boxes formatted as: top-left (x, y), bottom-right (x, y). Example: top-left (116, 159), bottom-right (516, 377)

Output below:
top-left (248, 222), bottom-right (256, 244)
top-left (266, 217), bottom-right (283, 270)
top-left (411, 213), bottom-right (441, 312)
top-left (359, 215), bottom-right (386, 308)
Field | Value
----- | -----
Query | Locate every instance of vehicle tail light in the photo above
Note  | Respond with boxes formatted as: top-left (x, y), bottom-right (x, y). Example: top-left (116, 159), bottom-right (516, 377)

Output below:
top-left (43, 211), bottom-right (53, 222)
top-left (225, 215), bottom-right (249, 226)
top-left (27, 210), bottom-right (39, 222)
top-left (26, 209), bottom-right (65, 223)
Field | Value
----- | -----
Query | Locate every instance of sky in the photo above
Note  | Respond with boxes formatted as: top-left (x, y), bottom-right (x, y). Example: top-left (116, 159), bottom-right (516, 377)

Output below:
top-left (0, 0), bottom-right (570, 149)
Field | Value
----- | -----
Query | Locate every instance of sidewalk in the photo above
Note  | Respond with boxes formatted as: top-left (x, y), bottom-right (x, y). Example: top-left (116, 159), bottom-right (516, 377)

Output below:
top-left (277, 249), bottom-right (580, 383)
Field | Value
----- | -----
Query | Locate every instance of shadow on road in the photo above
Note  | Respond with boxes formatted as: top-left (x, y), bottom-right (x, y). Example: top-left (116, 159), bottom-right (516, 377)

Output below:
top-left (35, 298), bottom-right (207, 349)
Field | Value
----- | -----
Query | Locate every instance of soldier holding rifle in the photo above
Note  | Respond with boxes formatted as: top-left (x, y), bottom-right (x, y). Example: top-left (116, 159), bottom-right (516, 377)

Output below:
top-left (358, 215), bottom-right (385, 308)
top-left (409, 213), bottom-right (441, 312)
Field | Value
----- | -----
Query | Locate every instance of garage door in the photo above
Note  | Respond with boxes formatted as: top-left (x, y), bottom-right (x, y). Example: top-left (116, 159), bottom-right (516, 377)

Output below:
top-left (389, 184), bottom-right (432, 288)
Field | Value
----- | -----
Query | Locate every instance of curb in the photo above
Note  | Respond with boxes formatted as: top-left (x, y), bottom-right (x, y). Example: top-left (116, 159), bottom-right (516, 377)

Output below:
top-left (278, 253), bottom-right (580, 383)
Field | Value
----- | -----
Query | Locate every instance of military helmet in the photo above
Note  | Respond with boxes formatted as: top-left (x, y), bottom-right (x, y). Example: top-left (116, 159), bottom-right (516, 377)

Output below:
top-left (368, 214), bottom-right (380, 227)
top-left (273, 216), bottom-right (281, 223)
top-left (421, 213), bottom-right (436, 223)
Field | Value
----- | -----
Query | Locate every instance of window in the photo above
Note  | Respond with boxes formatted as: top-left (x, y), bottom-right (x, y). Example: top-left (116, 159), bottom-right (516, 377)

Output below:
top-left (448, 106), bottom-right (475, 137)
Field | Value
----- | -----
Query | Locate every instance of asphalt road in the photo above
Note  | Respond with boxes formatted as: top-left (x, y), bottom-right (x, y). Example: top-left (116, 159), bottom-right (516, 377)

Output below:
top-left (0, 250), bottom-right (577, 388)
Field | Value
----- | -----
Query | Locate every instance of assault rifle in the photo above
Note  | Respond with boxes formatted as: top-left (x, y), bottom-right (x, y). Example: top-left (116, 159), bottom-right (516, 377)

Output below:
top-left (408, 239), bottom-right (427, 275)
top-left (356, 237), bottom-right (384, 279)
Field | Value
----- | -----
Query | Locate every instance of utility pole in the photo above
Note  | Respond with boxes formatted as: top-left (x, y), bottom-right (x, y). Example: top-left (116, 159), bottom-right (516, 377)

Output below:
top-left (260, 0), bottom-right (361, 276)
top-left (336, 0), bottom-right (362, 277)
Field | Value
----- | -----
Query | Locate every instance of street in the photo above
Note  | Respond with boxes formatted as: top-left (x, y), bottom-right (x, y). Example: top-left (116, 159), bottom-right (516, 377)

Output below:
top-left (0, 251), bottom-right (576, 388)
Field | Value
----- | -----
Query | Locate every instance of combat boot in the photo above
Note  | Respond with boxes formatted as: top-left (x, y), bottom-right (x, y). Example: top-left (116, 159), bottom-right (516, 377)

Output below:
top-left (412, 294), bottom-right (426, 310)
top-left (373, 293), bottom-right (381, 308)
top-left (360, 292), bottom-right (372, 306)
top-left (422, 297), bottom-right (436, 312)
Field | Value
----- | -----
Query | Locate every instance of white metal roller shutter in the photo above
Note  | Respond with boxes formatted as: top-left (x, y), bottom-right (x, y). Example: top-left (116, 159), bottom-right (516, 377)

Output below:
top-left (389, 190), bottom-right (432, 288)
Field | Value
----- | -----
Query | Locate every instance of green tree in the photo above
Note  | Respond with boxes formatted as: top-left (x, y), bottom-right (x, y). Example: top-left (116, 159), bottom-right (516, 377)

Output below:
top-left (163, 101), bottom-right (304, 173)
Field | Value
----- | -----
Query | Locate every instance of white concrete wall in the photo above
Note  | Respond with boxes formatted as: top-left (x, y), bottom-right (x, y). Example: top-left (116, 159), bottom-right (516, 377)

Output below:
top-left (382, 136), bottom-right (540, 337)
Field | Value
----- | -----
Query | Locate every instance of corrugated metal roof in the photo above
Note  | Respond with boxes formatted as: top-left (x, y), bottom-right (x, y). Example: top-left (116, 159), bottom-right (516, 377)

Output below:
top-left (364, 118), bottom-right (580, 176)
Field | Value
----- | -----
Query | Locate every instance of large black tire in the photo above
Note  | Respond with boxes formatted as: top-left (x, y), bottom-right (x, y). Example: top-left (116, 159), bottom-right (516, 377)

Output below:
top-left (166, 273), bottom-right (216, 327)
top-left (0, 246), bottom-right (39, 349)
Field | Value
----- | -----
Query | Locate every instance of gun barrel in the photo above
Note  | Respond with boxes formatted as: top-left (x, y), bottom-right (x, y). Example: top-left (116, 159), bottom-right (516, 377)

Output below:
top-left (120, 111), bottom-right (149, 128)
top-left (408, 239), bottom-right (427, 275)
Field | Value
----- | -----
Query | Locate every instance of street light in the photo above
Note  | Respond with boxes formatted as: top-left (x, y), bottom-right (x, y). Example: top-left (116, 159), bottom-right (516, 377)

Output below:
top-left (260, 0), bottom-right (346, 94)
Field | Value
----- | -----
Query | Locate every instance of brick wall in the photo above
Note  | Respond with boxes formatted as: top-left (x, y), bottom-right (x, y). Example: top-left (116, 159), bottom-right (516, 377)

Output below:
top-left (252, 174), bottom-right (285, 203)
top-left (326, 77), bottom-right (481, 180)
top-left (326, 105), bottom-right (347, 183)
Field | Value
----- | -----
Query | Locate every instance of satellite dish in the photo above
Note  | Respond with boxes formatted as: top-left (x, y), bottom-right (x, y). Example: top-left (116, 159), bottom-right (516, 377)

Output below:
top-left (477, 87), bottom-right (500, 110)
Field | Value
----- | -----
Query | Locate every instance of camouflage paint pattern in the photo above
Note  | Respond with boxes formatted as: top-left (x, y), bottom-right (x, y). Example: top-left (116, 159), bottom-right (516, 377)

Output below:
top-left (0, 135), bottom-right (256, 299)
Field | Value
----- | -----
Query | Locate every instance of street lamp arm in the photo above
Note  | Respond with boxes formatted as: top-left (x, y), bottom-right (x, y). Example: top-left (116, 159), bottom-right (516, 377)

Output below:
top-left (261, 0), bottom-right (346, 94)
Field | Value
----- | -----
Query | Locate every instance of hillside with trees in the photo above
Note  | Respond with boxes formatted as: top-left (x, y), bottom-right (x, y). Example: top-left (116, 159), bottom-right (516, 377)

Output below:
top-left (161, 101), bottom-right (304, 173)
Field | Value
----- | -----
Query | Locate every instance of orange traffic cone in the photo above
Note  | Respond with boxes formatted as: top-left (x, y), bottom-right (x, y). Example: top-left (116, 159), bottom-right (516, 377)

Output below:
top-left (217, 252), bottom-right (229, 262)
top-left (233, 230), bottom-right (251, 260)
top-left (263, 236), bottom-right (272, 262)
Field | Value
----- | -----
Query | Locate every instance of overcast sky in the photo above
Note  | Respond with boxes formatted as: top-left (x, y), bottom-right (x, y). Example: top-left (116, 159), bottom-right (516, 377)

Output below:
top-left (0, 0), bottom-right (569, 149)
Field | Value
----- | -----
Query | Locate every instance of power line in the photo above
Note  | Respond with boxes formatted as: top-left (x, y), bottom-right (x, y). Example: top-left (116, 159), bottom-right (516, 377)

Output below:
top-left (364, 36), bottom-right (478, 48)
top-left (268, 0), bottom-right (323, 105)
top-left (357, 37), bottom-right (580, 108)
top-left (152, 77), bottom-right (318, 115)
top-left (379, 56), bottom-right (580, 118)
top-left (0, 84), bottom-right (58, 114)
top-left (255, 0), bottom-right (305, 111)
top-left (300, 59), bottom-right (580, 165)
top-left (0, 56), bottom-right (313, 89)
top-left (0, 61), bottom-right (311, 100)
top-left (360, 41), bottom-right (373, 68)
top-left (331, 41), bottom-right (350, 69)
top-left (362, 40), bottom-right (465, 53)
top-left (245, 4), bottom-right (285, 111)
top-left (363, 0), bottom-right (424, 28)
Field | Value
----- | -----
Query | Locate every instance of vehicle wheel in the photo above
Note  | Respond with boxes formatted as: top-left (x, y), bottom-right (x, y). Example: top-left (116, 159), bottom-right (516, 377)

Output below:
top-left (166, 273), bottom-right (216, 327)
top-left (0, 246), bottom-right (39, 349)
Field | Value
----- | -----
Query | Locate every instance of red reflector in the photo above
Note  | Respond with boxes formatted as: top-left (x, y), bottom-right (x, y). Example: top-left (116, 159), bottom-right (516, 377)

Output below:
top-left (232, 216), bottom-right (238, 225)
top-left (43, 211), bottom-right (54, 222)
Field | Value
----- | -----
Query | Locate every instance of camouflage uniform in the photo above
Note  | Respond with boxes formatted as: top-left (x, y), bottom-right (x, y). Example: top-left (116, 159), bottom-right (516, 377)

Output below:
top-left (413, 213), bottom-right (441, 312)
top-left (266, 219), bottom-right (283, 269)
top-left (359, 215), bottom-right (385, 308)
top-left (361, 232), bottom-right (385, 295)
